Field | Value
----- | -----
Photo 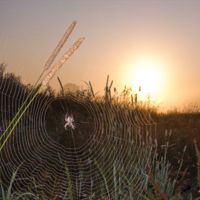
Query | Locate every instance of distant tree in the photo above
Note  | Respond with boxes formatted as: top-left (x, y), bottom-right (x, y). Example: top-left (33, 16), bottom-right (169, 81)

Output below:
top-left (0, 62), bottom-right (7, 78)
top-left (63, 83), bottom-right (80, 93)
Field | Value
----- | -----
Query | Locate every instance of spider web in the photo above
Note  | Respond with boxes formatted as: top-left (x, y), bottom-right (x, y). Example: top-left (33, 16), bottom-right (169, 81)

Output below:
top-left (0, 73), bottom-right (157, 199)
top-left (0, 18), bottom-right (158, 200)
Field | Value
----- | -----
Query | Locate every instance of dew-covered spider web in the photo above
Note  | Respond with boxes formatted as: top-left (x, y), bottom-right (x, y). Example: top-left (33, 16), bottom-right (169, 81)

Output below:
top-left (0, 72), bottom-right (158, 199)
top-left (0, 18), bottom-right (158, 199)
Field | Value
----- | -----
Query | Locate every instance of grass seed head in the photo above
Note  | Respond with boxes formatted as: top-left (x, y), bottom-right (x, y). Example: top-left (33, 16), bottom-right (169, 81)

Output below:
top-left (42, 37), bottom-right (84, 86)
top-left (44, 21), bottom-right (77, 71)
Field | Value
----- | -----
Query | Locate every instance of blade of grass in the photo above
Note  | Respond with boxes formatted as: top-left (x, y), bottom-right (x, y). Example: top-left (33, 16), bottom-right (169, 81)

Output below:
top-left (6, 162), bottom-right (23, 200)
top-left (65, 162), bottom-right (73, 200)
top-left (0, 21), bottom-right (76, 141)
top-left (57, 77), bottom-right (64, 95)
top-left (89, 81), bottom-right (95, 98)
top-left (113, 162), bottom-right (117, 200)
top-left (0, 71), bottom-right (44, 142)
top-left (1, 184), bottom-right (5, 200)
top-left (94, 158), bottom-right (110, 200)
top-left (0, 86), bottom-right (43, 151)
top-left (109, 80), bottom-right (113, 91)
top-left (1, 22), bottom-right (84, 151)
top-left (63, 187), bottom-right (69, 200)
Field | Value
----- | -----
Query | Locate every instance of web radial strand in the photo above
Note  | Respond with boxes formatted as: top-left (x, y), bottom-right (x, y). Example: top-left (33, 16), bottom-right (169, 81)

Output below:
top-left (0, 73), bottom-right (157, 199)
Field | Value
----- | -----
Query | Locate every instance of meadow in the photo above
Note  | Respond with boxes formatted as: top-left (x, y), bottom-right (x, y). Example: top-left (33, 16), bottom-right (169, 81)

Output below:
top-left (0, 62), bottom-right (200, 200)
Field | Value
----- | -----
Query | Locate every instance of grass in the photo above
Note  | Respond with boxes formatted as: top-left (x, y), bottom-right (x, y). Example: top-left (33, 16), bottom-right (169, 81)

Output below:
top-left (1, 65), bottom-right (200, 198)
top-left (0, 136), bottom-right (196, 199)
top-left (0, 21), bottom-right (84, 151)
top-left (0, 162), bottom-right (39, 200)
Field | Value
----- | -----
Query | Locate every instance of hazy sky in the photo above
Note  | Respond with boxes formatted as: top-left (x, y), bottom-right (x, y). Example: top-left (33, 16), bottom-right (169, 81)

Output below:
top-left (0, 1), bottom-right (200, 111)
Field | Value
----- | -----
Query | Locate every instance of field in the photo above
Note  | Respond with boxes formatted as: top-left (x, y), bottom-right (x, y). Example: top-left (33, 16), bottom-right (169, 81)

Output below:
top-left (0, 62), bottom-right (200, 199)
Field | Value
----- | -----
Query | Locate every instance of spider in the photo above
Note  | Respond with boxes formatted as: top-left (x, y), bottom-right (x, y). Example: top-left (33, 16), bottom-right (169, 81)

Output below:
top-left (64, 114), bottom-right (75, 130)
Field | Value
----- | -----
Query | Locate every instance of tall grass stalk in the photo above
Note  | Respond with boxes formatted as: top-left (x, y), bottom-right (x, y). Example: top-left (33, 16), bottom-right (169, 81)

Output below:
top-left (194, 139), bottom-right (200, 188)
top-left (0, 162), bottom-right (39, 200)
top-left (170, 145), bottom-right (187, 195)
top-left (0, 71), bottom-right (44, 142)
top-left (0, 86), bottom-right (43, 151)
top-left (94, 158), bottom-right (110, 200)
top-left (65, 162), bottom-right (73, 200)
top-left (0, 21), bottom-right (76, 145)
top-left (57, 77), bottom-right (64, 95)
top-left (113, 162), bottom-right (117, 200)
top-left (0, 22), bottom-right (84, 151)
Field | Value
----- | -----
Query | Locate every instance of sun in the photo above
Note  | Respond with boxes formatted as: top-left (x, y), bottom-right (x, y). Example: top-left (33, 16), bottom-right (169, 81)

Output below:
top-left (134, 60), bottom-right (158, 93)
top-left (125, 57), bottom-right (162, 98)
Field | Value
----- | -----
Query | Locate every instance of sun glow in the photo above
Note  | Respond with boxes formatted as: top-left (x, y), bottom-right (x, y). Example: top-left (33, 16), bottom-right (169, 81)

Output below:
top-left (125, 57), bottom-right (163, 98)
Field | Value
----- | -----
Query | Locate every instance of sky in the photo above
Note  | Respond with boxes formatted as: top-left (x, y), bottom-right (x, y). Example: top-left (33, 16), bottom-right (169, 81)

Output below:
top-left (0, 1), bottom-right (200, 112)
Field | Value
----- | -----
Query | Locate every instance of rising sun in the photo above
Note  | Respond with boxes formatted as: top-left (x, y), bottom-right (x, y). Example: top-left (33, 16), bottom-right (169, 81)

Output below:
top-left (125, 58), bottom-right (162, 98)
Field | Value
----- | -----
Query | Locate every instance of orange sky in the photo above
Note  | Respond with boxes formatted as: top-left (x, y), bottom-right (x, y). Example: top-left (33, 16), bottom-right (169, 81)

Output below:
top-left (0, 1), bottom-right (200, 112)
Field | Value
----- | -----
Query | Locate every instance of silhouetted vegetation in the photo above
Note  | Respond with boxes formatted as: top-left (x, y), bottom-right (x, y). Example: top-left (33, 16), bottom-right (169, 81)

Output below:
top-left (1, 62), bottom-right (200, 199)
